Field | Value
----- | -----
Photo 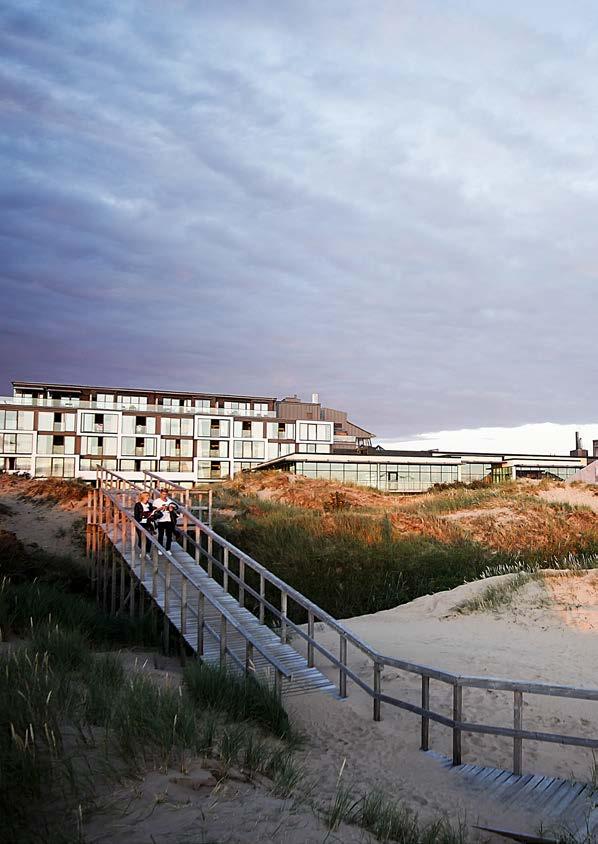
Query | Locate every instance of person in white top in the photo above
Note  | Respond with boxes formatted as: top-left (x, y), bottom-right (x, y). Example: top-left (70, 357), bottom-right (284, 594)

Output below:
top-left (152, 488), bottom-right (178, 554)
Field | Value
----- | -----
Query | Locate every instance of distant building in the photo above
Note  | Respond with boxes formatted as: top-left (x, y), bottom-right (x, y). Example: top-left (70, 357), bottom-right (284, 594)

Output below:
top-left (0, 380), bottom-right (373, 482)
top-left (254, 447), bottom-right (588, 493)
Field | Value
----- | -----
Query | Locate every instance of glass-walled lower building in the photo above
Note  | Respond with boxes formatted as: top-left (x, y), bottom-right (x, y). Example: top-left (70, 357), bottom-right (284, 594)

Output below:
top-left (253, 451), bottom-right (588, 493)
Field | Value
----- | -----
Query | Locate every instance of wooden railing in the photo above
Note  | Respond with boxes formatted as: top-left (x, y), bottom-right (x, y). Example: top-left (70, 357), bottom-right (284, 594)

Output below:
top-left (141, 469), bottom-right (212, 527)
top-left (88, 477), bottom-right (291, 695)
top-left (93, 465), bottom-right (598, 777)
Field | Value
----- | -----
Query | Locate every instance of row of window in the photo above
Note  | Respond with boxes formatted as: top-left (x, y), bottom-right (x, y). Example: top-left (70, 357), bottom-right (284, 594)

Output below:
top-left (290, 462), bottom-right (461, 491)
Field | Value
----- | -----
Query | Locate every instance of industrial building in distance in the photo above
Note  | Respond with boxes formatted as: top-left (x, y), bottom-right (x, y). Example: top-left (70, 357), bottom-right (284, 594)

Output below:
top-left (0, 380), bottom-right (591, 492)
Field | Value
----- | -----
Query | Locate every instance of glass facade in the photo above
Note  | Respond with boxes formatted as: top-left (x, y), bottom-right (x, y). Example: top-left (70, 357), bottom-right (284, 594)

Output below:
top-left (461, 462), bottom-right (492, 483)
top-left (516, 465), bottom-right (580, 481)
top-left (0, 433), bottom-right (33, 453)
top-left (290, 460), bottom-right (459, 492)
top-left (298, 423), bottom-right (331, 442)
top-left (34, 457), bottom-right (76, 477)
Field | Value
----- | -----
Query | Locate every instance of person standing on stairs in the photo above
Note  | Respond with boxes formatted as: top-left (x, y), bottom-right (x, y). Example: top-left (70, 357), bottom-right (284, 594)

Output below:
top-left (152, 487), bottom-right (178, 555)
top-left (133, 492), bottom-right (154, 555)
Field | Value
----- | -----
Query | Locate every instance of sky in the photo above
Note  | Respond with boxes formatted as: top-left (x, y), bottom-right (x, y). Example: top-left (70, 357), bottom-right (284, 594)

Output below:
top-left (2, 1), bottom-right (598, 443)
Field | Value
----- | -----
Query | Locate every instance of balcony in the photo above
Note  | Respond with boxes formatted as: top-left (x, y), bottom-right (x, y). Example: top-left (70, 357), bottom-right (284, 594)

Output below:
top-left (2, 396), bottom-right (276, 417)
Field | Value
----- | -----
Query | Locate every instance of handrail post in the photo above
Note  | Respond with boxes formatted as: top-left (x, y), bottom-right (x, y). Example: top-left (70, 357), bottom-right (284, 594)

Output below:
top-left (197, 592), bottom-right (204, 657)
top-left (130, 521), bottom-right (136, 568)
top-left (307, 611), bottom-right (315, 667)
top-left (452, 683), bottom-right (462, 766)
top-left (259, 574), bottom-right (265, 624)
top-left (208, 489), bottom-right (213, 527)
top-left (239, 558), bottom-right (245, 607)
top-left (182, 508), bottom-right (189, 553)
top-left (152, 544), bottom-right (159, 598)
top-left (207, 536), bottom-right (213, 577)
top-left (421, 676), bottom-right (430, 751)
top-left (373, 661), bottom-right (382, 721)
top-left (274, 668), bottom-right (282, 701)
top-left (180, 579), bottom-right (187, 635)
top-left (280, 591), bottom-right (288, 644)
top-left (245, 640), bottom-right (254, 675)
top-left (513, 690), bottom-right (523, 775)
top-left (339, 634), bottom-right (347, 698)
top-left (220, 615), bottom-right (227, 665)
top-left (223, 548), bottom-right (229, 592)
top-left (164, 559), bottom-right (171, 615)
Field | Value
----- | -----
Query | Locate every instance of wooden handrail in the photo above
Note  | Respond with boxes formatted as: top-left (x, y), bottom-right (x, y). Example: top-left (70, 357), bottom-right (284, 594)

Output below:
top-left (101, 487), bottom-right (292, 680)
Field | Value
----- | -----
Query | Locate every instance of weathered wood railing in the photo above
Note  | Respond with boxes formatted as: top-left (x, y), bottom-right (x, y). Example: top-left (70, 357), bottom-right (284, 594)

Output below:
top-left (92, 466), bottom-right (598, 777)
top-left (88, 475), bottom-right (291, 695)
top-left (141, 470), bottom-right (212, 527)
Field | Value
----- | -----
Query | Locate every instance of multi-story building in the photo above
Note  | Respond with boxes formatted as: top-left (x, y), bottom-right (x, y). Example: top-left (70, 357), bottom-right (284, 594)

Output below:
top-left (0, 381), bottom-right (373, 482)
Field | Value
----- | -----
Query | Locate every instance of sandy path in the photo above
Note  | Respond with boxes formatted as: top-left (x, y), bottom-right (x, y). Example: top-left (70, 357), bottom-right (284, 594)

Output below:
top-left (539, 483), bottom-right (598, 512)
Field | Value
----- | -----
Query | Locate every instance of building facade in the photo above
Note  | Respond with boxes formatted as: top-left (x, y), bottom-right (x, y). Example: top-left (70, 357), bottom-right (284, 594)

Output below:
top-left (0, 381), bottom-right (373, 482)
top-left (254, 448), bottom-right (588, 493)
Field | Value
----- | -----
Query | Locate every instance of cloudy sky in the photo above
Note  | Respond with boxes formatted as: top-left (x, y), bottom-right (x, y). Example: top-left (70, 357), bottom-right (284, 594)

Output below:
top-left (2, 1), bottom-right (598, 442)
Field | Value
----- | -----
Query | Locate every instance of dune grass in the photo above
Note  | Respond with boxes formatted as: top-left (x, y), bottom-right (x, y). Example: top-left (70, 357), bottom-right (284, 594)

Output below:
top-left (0, 624), bottom-right (300, 843)
top-left (325, 783), bottom-right (468, 843)
top-left (214, 499), bottom-right (510, 621)
top-left (453, 572), bottom-right (540, 614)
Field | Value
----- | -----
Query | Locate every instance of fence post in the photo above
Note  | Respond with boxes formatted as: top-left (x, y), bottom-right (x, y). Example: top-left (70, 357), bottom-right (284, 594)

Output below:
top-left (207, 536), bottom-right (213, 577)
top-left (307, 611), bottom-right (315, 667)
top-left (220, 615), bottom-right (227, 665)
top-left (152, 545), bottom-right (159, 598)
top-left (180, 579), bottom-right (187, 635)
top-left (452, 684), bottom-right (462, 766)
top-left (245, 640), bottom-right (254, 675)
top-left (513, 690), bottom-right (523, 775)
top-left (421, 676), bottom-right (430, 751)
top-left (339, 634), bottom-right (347, 698)
top-left (223, 548), bottom-right (229, 592)
top-left (197, 592), bottom-right (205, 657)
top-left (259, 574), bottom-right (265, 624)
top-left (373, 661), bottom-right (382, 721)
top-left (239, 559), bottom-right (245, 607)
top-left (208, 489), bottom-right (213, 527)
top-left (280, 591), bottom-right (288, 644)
top-left (274, 668), bottom-right (282, 701)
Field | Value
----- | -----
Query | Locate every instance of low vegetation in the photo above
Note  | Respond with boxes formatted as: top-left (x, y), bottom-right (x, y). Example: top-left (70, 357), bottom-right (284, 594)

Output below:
top-left (214, 473), bottom-right (598, 621)
top-left (326, 783), bottom-right (467, 843)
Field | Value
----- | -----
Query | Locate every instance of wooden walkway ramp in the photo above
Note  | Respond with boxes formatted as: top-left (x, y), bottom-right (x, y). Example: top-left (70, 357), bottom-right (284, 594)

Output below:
top-left (428, 751), bottom-right (598, 841)
top-left (89, 468), bottom-right (598, 841)
top-left (102, 524), bottom-right (337, 698)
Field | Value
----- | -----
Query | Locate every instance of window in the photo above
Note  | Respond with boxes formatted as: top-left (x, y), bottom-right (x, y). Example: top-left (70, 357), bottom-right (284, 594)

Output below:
top-left (95, 394), bottom-right (114, 406)
top-left (298, 443), bottom-right (330, 454)
top-left (196, 440), bottom-right (229, 458)
top-left (195, 399), bottom-right (211, 410)
top-left (267, 422), bottom-right (295, 439)
top-left (161, 397), bottom-right (182, 407)
top-left (80, 458), bottom-right (117, 471)
top-left (161, 417), bottom-right (193, 436)
top-left (118, 459), bottom-right (157, 472)
top-left (36, 435), bottom-right (75, 455)
top-left (233, 420), bottom-right (263, 438)
top-left (81, 413), bottom-right (118, 433)
top-left (233, 462), bottom-right (256, 473)
top-left (224, 401), bottom-right (249, 413)
top-left (299, 423), bottom-right (331, 442)
top-left (121, 437), bottom-right (156, 457)
top-left (0, 410), bottom-right (34, 431)
top-left (159, 459), bottom-right (193, 472)
top-left (118, 395), bottom-right (148, 408)
top-left (0, 433), bottom-right (33, 454)
top-left (81, 436), bottom-right (117, 456)
top-left (34, 457), bottom-right (75, 478)
top-left (253, 403), bottom-right (269, 413)
top-left (2, 457), bottom-right (32, 472)
top-left (122, 415), bottom-right (156, 435)
top-left (233, 441), bottom-right (265, 459)
top-left (196, 418), bottom-right (230, 438)
top-left (197, 461), bottom-right (230, 479)
top-left (162, 438), bottom-right (193, 457)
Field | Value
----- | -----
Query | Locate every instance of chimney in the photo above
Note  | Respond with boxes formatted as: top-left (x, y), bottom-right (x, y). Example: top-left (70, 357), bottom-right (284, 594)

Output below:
top-left (570, 431), bottom-right (589, 458)
top-left (311, 392), bottom-right (319, 404)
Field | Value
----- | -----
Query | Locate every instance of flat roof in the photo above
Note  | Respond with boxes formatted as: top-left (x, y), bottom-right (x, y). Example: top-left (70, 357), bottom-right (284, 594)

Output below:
top-left (12, 380), bottom-right (276, 403)
top-left (256, 451), bottom-right (586, 469)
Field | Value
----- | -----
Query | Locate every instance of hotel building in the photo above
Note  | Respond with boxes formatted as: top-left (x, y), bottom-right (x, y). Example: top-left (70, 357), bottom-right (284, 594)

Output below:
top-left (0, 381), bottom-right (373, 482)
top-left (0, 380), bottom-right (590, 492)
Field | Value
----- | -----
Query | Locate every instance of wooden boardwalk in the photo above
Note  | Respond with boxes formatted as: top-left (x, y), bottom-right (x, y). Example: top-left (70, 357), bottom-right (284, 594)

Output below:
top-left (103, 524), bottom-right (337, 698)
top-left (428, 751), bottom-right (598, 841)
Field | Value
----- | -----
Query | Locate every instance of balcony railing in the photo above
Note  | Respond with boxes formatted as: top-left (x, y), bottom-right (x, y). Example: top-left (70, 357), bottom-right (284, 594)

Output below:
top-left (1, 396), bottom-right (276, 418)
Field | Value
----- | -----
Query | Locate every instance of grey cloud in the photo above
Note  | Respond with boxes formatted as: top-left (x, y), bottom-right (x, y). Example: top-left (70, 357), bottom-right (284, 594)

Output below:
top-left (2, 1), bottom-right (598, 437)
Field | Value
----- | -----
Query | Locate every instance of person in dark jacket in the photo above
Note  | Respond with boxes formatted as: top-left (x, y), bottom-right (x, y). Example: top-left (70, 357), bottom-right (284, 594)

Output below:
top-left (152, 488), bottom-right (179, 555)
top-left (133, 491), bottom-right (154, 554)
